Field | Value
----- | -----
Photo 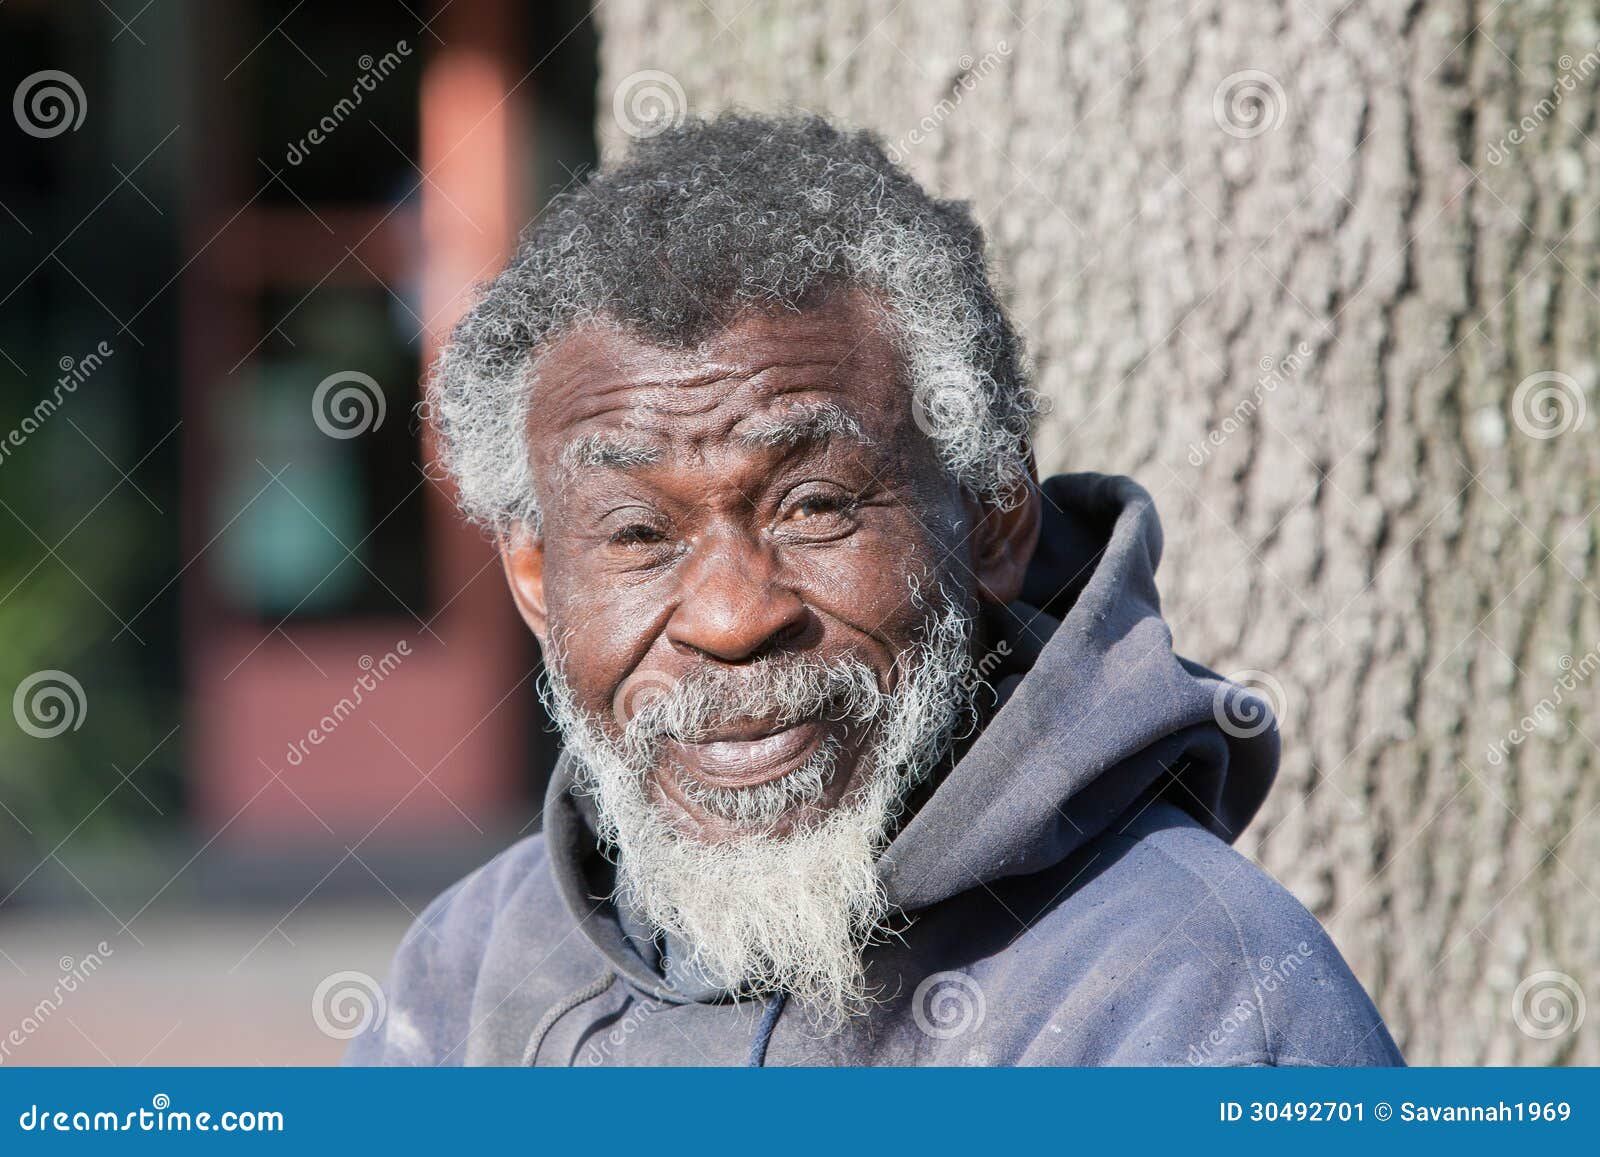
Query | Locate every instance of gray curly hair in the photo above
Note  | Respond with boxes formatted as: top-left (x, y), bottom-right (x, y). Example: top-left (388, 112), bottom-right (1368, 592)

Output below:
top-left (428, 113), bottom-right (1042, 532)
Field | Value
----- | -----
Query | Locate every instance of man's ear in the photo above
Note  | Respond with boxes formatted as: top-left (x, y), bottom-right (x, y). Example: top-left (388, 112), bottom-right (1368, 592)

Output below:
top-left (499, 525), bottom-right (549, 645)
top-left (965, 468), bottom-right (1042, 608)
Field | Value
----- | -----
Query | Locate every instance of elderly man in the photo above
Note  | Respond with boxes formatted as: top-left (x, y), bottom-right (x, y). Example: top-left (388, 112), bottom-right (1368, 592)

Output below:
top-left (348, 115), bottom-right (1402, 1067)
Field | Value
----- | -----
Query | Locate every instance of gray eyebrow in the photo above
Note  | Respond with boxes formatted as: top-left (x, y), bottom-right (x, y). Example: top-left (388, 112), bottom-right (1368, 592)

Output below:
top-left (559, 402), bottom-right (869, 474)
top-left (560, 433), bottom-right (664, 471)
top-left (734, 402), bottom-right (869, 451)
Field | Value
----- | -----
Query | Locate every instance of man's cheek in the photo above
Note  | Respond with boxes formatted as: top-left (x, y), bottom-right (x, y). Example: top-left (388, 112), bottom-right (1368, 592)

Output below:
top-left (788, 540), bottom-right (948, 637)
top-left (544, 609), bottom-right (638, 716)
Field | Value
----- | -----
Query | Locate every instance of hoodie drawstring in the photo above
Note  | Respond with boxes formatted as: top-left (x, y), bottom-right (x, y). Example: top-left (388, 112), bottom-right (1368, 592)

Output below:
top-left (525, 972), bottom-right (785, 1065)
top-left (522, 971), bottom-right (616, 1066)
top-left (747, 991), bottom-right (787, 1067)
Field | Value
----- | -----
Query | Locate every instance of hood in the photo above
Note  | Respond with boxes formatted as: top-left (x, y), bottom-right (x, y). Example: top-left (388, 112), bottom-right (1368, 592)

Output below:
top-left (544, 472), bottom-right (1280, 998)
top-left (877, 471), bottom-right (1277, 909)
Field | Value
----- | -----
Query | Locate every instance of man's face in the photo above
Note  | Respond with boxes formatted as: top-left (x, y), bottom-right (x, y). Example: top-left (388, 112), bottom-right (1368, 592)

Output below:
top-left (499, 289), bottom-right (1039, 1013)
top-left (509, 290), bottom-right (980, 840)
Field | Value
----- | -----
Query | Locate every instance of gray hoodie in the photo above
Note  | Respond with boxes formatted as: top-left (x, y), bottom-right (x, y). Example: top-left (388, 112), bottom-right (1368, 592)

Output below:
top-left (346, 473), bottom-right (1404, 1067)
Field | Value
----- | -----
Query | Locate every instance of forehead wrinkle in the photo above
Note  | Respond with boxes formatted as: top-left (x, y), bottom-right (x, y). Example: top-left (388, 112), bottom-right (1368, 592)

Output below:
top-left (535, 318), bottom-right (900, 490)
top-left (550, 332), bottom-right (870, 407)
top-left (535, 301), bottom-right (893, 424)
top-left (563, 368), bottom-right (868, 447)
top-left (626, 356), bottom-right (868, 422)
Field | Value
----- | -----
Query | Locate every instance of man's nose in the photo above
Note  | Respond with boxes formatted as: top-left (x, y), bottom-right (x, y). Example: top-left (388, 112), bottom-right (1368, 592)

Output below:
top-left (665, 532), bottom-right (807, 662)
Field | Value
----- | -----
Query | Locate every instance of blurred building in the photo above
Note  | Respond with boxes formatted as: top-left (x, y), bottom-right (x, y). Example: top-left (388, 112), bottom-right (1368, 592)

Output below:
top-left (0, 0), bottom-right (598, 901)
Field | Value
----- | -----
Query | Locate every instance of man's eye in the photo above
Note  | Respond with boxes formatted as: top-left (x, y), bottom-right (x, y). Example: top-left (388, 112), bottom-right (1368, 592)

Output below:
top-left (610, 524), bottom-right (667, 546)
top-left (787, 494), bottom-right (849, 520)
top-left (778, 490), bottom-right (860, 539)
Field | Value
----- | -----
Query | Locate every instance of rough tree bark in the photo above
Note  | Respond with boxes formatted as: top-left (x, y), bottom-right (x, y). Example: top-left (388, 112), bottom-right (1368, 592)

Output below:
top-left (592, 0), bottom-right (1600, 1064)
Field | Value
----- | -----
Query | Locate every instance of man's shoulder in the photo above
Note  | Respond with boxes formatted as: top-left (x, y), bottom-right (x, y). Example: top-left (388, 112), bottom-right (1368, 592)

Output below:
top-left (402, 831), bottom-right (559, 956)
top-left (343, 832), bottom-right (566, 1065)
top-left (1000, 804), bottom-right (1403, 1066)
top-left (438, 830), bottom-right (557, 916)
top-left (1091, 802), bottom-right (1327, 951)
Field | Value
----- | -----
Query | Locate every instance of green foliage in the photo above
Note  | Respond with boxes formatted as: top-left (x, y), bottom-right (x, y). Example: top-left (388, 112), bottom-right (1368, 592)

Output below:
top-left (0, 380), bottom-right (179, 866)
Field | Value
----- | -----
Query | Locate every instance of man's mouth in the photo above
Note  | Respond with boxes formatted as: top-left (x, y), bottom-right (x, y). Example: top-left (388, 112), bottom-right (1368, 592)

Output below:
top-left (665, 719), bottom-right (831, 788)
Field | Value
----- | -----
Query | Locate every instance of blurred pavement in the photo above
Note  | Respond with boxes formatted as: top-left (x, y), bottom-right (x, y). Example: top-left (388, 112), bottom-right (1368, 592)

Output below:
top-left (1, 905), bottom-right (411, 1066)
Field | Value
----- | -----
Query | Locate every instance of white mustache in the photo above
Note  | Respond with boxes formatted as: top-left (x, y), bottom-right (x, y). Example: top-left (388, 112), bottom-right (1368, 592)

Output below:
top-left (618, 657), bottom-right (885, 758)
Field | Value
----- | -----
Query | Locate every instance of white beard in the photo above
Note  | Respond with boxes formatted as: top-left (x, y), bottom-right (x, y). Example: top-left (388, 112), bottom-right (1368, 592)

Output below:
top-left (540, 589), bottom-right (976, 1022)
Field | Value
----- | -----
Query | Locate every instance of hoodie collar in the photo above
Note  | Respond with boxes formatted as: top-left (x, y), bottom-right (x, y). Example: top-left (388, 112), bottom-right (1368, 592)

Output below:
top-left (877, 472), bottom-right (1277, 909)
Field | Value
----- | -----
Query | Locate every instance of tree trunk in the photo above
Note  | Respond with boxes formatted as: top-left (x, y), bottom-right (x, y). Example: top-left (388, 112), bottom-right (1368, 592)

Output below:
top-left (593, 0), bottom-right (1600, 1064)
